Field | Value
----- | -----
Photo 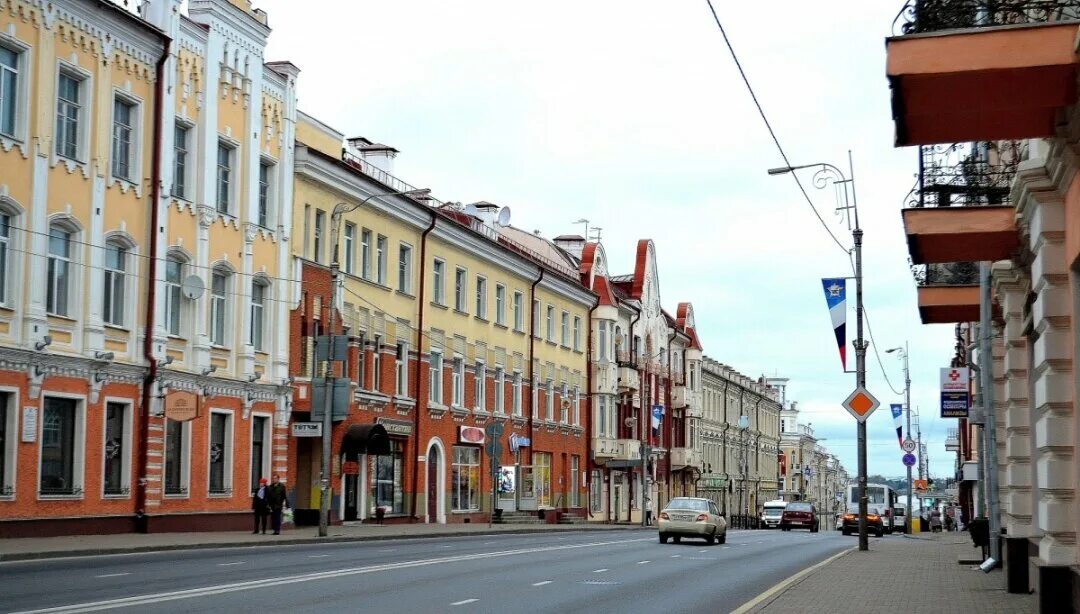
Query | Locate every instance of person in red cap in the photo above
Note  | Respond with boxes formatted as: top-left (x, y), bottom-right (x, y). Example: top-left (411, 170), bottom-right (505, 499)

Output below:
top-left (252, 477), bottom-right (270, 534)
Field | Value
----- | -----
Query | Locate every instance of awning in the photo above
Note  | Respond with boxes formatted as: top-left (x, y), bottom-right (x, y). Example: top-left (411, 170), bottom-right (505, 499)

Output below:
top-left (341, 423), bottom-right (391, 458)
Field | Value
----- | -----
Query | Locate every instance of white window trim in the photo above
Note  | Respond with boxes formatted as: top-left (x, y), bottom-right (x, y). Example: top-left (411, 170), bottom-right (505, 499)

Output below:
top-left (512, 371), bottom-right (522, 417)
top-left (495, 284), bottom-right (506, 326)
top-left (215, 136), bottom-right (239, 216)
top-left (451, 355), bottom-right (465, 409)
top-left (257, 157), bottom-right (276, 228)
top-left (395, 341), bottom-right (409, 397)
top-left (360, 228), bottom-right (372, 280)
top-left (36, 392), bottom-right (86, 501)
top-left (454, 266), bottom-right (468, 313)
top-left (0, 199), bottom-right (25, 311)
top-left (494, 367), bottom-right (505, 414)
top-left (172, 120), bottom-right (195, 202)
top-left (475, 275), bottom-right (487, 320)
top-left (0, 386), bottom-right (19, 498)
top-left (545, 380), bottom-right (554, 422)
top-left (163, 417), bottom-right (192, 498)
top-left (432, 258), bottom-right (446, 306)
top-left (53, 61), bottom-right (92, 167)
top-left (428, 351), bottom-right (444, 405)
top-left (573, 316), bottom-right (581, 352)
top-left (100, 397), bottom-right (133, 499)
top-left (249, 278), bottom-right (269, 352)
top-left (513, 291), bottom-right (524, 332)
top-left (163, 250), bottom-right (190, 338)
top-left (46, 217), bottom-right (82, 320)
top-left (545, 305), bottom-right (554, 342)
top-left (474, 361), bottom-right (486, 412)
top-left (0, 36), bottom-right (32, 148)
top-left (102, 234), bottom-right (138, 330)
top-left (376, 235), bottom-right (388, 286)
top-left (206, 408), bottom-right (235, 497)
top-left (560, 311), bottom-right (569, 347)
top-left (398, 241), bottom-right (413, 294)
top-left (209, 267), bottom-right (233, 348)
top-left (342, 223), bottom-right (356, 276)
top-left (109, 88), bottom-right (143, 187)
top-left (248, 412), bottom-right (273, 494)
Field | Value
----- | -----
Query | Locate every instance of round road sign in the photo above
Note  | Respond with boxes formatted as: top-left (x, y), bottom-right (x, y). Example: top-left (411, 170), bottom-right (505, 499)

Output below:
top-left (902, 453), bottom-right (917, 467)
top-left (902, 438), bottom-right (917, 453)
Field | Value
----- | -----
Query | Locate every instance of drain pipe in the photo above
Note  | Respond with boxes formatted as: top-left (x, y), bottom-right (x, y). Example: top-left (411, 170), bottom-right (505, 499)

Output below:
top-left (527, 268), bottom-right (544, 467)
top-left (584, 293), bottom-right (599, 519)
top-left (408, 211), bottom-right (437, 523)
top-left (979, 262), bottom-right (1001, 568)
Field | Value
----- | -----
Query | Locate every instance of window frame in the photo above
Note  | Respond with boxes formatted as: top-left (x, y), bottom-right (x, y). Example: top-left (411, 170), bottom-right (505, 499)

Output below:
top-left (495, 284), bottom-right (506, 326)
top-left (249, 278), bottom-right (268, 351)
top-left (343, 223), bottom-right (356, 275)
top-left (573, 316), bottom-right (581, 352)
top-left (46, 222), bottom-right (76, 318)
top-left (451, 445), bottom-right (481, 512)
top-left (313, 209), bottom-right (325, 264)
top-left (452, 356), bottom-right (465, 408)
top-left (428, 350), bottom-right (444, 405)
top-left (164, 253), bottom-right (186, 337)
top-left (474, 361), bottom-right (486, 412)
top-left (257, 160), bottom-right (274, 228)
top-left (0, 41), bottom-right (29, 142)
top-left (102, 239), bottom-right (129, 328)
top-left (560, 311), bottom-right (569, 347)
top-left (432, 259), bottom-right (445, 306)
top-left (454, 267), bottom-right (467, 313)
top-left (249, 414), bottom-right (271, 494)
top-left (397, 242), bottom-right (412, 294)
top-left (209, 268), bottom-right (231, 347)
top-left (493, 367), bottom-right (505, 414)
top-left (206, 409), bottom-right (234, 496)
top-left (360, 228), bottom-right (372, 280)
top-left (215, 139), bottom-right (235, 215)
top-left (475, 275), bottom-right (487, 320)
top-left (513, 291), bottom-right (524, 332)
top-left (376, 235), bottom-right (387, 285)
top-left (0, 210), bottom-right (13, 308)
top-left (512, 371), bottom-right (522, 416)
top-left (172, 122), bottom-right (191, 199)
top-left (101, 399), bottom-right (132, 497)
top-left (0, 389), bottom-right (15, 497)
top-left (55, 66), bottom-right (88, 162)
top-left (38, 394), bottom-right (85, 498)
top-left (395, 341), bottom-right (408, 397)
top-left (110, 93), bottom-right (139, 182)
top-left (545, 305), bottom-right (555, 342)
top-left (163, 417), bottom-right (191, 497)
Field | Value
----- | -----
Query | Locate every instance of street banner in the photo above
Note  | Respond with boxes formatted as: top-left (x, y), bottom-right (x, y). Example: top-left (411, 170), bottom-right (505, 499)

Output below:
top-left (821, 278), bottom-right (847, 370)
top-left (651, 404), bottom-right (664, 438)
top-left (940, 367), bottom-right (970, 418)
top-left (890, 403), bottom-right (904, 448)
top-left (778, 451), bottom-right (787, 477)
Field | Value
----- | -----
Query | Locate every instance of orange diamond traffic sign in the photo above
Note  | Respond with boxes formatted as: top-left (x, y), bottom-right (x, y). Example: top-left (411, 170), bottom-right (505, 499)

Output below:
top-left (841, 386), bottom-right (879, 423)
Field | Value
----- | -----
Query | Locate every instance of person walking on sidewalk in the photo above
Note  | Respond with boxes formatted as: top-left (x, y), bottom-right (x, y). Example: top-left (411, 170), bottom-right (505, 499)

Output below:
top-left (252, 478), bottom-right (270, 534)
top-left (267, 474), bottom-right (288, 535)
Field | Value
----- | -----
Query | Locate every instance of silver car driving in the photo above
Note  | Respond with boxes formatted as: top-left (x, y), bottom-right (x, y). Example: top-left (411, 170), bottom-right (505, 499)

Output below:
top-left (658, 497), bottom-right (727, 544)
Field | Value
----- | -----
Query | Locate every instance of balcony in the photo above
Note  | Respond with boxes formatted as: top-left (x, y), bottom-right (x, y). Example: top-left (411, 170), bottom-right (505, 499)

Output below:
top-left (592, 437), bottom-right (642, 466)
top-left (669, 447), bottom-right (703, 471)
top-left (592, 360), bottom-right (617, 394)
top-left (617, 364), bottom-right (639, 392)
top-left (913, 262), bottom-right (981, 323)
top-left (945, 427), bottom-right (960, 451)
top-left (887, 0), bottom-right (1080, 146)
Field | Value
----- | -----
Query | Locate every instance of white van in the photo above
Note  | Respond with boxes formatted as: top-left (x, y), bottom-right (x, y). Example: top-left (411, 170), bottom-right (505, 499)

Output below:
top-left (762, 500), bottom-right (787, 529)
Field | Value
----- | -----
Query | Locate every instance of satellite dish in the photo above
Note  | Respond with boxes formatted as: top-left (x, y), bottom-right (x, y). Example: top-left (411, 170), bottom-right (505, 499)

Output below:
top-left (497, 207), bottom-right (511, 226)
top-left (181, 275), bottom-right (205, 300)
top-left (463, 203), bottom-right (480, 218)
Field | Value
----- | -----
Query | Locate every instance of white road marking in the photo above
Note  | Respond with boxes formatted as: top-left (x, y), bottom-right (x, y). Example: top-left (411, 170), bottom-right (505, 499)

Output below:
top-left (450, 599), bottom-right (478, 606)
top-left (16, 537), bottom-right (652, 614)
top-left (592, 568), bottom-right (608, 573)
top-left (93, 573), bottom-right (131, 579)
top-left (699, 549), bottom-right (708, 553)
top-left (307, 555), bottom-right (329, 559)
top-left (637, 560), bottom-right (650, 565)
top-left (532, 581), bottom-right (552, 587)
top-left (378, 549), bottom-right (396, 552)
top-left (441, 545), bottom-right (452, 548)
top-left (216, 562), bottom-right (245, 567)
top-left (670, 555), bottom-right (681, 558)
top-left (483, 542), bottom-right (494, 545)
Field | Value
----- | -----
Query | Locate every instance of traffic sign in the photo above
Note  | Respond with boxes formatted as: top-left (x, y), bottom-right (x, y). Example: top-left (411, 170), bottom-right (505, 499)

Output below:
top-left (902, 453), bottom-right (917, 467)
top-left (913, 479), bottom-right (928, 493)
top-left (902, 438), bottom-right (917, 453)
top-left (841, 386), bottom-right (880, 422)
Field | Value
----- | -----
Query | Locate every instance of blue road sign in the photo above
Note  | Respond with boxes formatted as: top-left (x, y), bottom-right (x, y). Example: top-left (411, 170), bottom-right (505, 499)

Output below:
top-left (902, 453), bottom-right (917, 467)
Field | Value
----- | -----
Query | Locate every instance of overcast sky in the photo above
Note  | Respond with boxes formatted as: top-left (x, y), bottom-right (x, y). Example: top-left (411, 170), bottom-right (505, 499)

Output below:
top-left (262, 0), bottom-right (960, 480)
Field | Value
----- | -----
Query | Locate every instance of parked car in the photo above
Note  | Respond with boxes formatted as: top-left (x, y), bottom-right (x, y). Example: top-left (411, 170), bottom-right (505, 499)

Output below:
top-left (658, 497), bottom-right (727, 545)
top-left (780, 502), bottom-right (818, 532)
top-left (841, 509), bottom-right (884, 537)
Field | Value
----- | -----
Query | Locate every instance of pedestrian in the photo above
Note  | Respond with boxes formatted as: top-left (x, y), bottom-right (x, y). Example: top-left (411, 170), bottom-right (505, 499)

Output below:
top-left (644, 498), bottom-right (653, 526)
top-left (252, 477), bottom-right (270, 534)
top-left (267, 474), bottom-right (289, 535)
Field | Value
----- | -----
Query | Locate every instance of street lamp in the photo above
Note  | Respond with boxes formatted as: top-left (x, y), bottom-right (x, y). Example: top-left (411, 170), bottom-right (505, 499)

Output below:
top-left (887, 343), bottom-right (913, 534)
top-left (768, 155), bottom-right (869, 551)
top-left (318, 187), bottom-right (431, 537)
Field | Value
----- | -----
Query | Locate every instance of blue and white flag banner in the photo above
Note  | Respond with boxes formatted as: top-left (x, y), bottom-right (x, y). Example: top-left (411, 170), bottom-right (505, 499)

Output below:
top-left (651, 404), bottom-right (664, 435)
top-left (821, 278), bottom-right (847, 371)
top-left (890, 404), bottom-right (904, 448)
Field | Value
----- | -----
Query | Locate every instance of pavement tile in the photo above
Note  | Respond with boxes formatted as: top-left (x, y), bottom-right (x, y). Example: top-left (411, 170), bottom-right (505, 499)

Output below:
top-left (752, 532), bottom-right (1034, 614)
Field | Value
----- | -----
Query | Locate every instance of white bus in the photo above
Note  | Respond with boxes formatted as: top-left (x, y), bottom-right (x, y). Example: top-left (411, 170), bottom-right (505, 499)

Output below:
top-left (845, 483), bottom-right (899, 533)
top-left (762, 500), bottom-right (787, 529)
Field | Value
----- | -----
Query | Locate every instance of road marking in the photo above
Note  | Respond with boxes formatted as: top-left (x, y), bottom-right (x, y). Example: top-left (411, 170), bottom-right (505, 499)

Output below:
top-left (698, 549), bottom-right (708, 553)
top-left (636, 560), bottom-right (650, 565)
top-left (307, 555), bottom-right (329, 559)
top-left (93, 573), bottom-right (131, 579)
top-left (441, 545), bottom-right (452, 548)
top-left (532, 581), bottom-right (552, 587)
top-left (592, 568), bottom-right (608, 573)
top-left (730, 547), bottom-right (854, 614)
top-left (216, 562), bottom-right (245, 567)
top-left (450, 599), bottom-right (478, 606)
top-left (16, 537), bottom-right (652, 613)
top-left (378, 549), bottom-right (396, 552)
top-left (670, 555), bottom-right (681, 558)
top-left (483, 542), bottom-right (494, 545)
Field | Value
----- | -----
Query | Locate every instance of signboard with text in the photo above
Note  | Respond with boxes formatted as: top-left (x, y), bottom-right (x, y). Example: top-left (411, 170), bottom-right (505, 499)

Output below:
top-left (940, 367), bottom-right (970, 418)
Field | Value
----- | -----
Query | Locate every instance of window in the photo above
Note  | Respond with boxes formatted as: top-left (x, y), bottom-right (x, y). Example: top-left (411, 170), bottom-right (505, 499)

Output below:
top-left (513, 291), bottom-right (524, 331)
top-left (545, 380), bottom-right (554, 421)
top-left (0, 46), bottom-right (19, 137)
top-left (257, 162), bottom-right (272, 227)
top-left (40, 397), bottom-right (78, 495)
top-left (302, 205), bottom-right (311, 258)
top-left (451, 446), bottom-right (480, 511)
top-left (590, 470), bottom-right (602, 513)
top-left (343, 224), bottom-right (355, 275)
top-left (532, 299), bottom-right (540, 337)
top-left (164, 419), bottom-right (188, 495)
top-left (249, 416), bottom-right (269, 493)
top-left (534, 452), bottom-right (552, 507)
top-left (428, 351), bottom-right (443, 404)
top-left (598, 321), bottom-right (608, 361)
top-left (55, 72), bottom-right (81, 159)
top-left (531, 378), bottom-right (539, 419)
top-left (216, 141), bottom-right (233, 213)
top-left (570, 456), bottom-right (580, 507)
top-left (561, 312), bottom-right (569, 346)
top-left (360, 229), bottom-right (371, 279)
top-left (494, 367), bottom-right (505, 414)
top-left (0, 392), bottom-right (11, 494)
top-left (454, 267), bottom-right (466, 312)
top-left (560, 383), bottom-right (569, 423)
top-left (452, 357), bottom-right (464, 407)
top-left (210, 270), bottom-right (228, 346)
top-left (250, 280), bottom-right (266, 351)
top-left (432, 259), bottom-right (445, 305)
top-left (111, 98), bottom-right (134, 180)
top-left (0, 213), bottom-right (9, 305)
top-left (573, 387), bottom-right (581, 425)
top-left (596, 395), bottom-right (607, 437)
top-left (371, 439), bottom-right (404, 514)
top-left (164, 256), bottom-right (184, 336)
top-left (512, 372), bottom-right (522, 416)
top-left (474, 362), bottom-right (486, 411)
top-left (103, 242), bottom-right (127, 327)
top-left (395, 342), bottom-right (408, 396)
top-left (372, 335), bottom-right (382, 392)
top-left (495, 284), bottom-right (506, 325)
top-left (356, 332), bottom-right (367, 389)
top-left (46, 225), bottom-right (72, 316)
top-left (208, 412), bottom-right (231, 494)
top-left (376, 235), bottom-right (387, 285)
top-left (397, 243), bottom-right (411, 293)
top-left (173, 123), bottom-right (188, 198)
top-left (546, 306), bottom-right (555, 342)
top-left (103, 402), bottom-right (128, 495)
top-left (475, 276), bottom-right (487, 319)
top-left (313, 210), bottom-right (324, 263)
top-left (573, 316), bottom-right (581, 351)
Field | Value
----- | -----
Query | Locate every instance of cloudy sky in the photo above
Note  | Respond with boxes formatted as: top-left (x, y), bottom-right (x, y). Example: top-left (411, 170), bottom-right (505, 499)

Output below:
top-left (262, 0), bottom-right (960, 479)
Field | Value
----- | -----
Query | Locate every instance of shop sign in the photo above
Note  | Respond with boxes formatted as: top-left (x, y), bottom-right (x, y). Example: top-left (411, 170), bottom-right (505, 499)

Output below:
top-left (940, 367), bottom-right (970, 418)
top-left (21, 407), bottom-right (37, 442)
top-left (377, 417), bottom-right (413, 436)
top-left (291, 422), bottom-right (323, 437)
top-left (459, 426), bottom-right (486, 445)
top-left (497, 465), bottom-right (516, 494)
top-left (164, 390), bottom-right (199, 422)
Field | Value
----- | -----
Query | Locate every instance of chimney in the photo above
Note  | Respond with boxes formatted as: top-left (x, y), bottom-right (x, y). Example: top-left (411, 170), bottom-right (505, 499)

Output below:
top-left (554, 235), bottom-right (586, 260)
top-left (346, 137), bottom-right (399, 175)
top-left (472, 201), bottom-right (500, 229)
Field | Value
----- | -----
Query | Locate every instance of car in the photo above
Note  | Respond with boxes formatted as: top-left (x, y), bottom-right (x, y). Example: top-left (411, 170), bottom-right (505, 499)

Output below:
top-left (841, 509), bottom-right (885, 537)
top-left (780, 502), bottom-right (818, 532)
top-left (658, 497), bottom-right (727, 545)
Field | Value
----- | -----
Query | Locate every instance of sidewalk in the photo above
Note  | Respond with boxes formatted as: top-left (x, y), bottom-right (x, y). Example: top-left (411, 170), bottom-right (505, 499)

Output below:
top-left (748, 532), bottom-right (1034, 614)
top-left (0, 522), bottom-right (644, 562)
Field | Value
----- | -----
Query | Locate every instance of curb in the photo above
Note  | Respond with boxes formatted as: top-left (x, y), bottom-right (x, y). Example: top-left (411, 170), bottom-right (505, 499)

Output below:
top-left (0, 525), bottom-right (647, 563)
top-left (729, 547), bottom-right (854, 614)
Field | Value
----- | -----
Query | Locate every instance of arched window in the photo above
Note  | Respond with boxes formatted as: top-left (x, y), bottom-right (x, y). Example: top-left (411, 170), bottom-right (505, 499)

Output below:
top-left (103, 240), bottom-right (128, 326)
top-left (209, 267), bottom-right (230, 346)
top-left (249, 278), bottom-right (268, 351)
top-left (164, 253), bottom-right (186, 336)
top-left (47, 223), bottom-right (75, 316)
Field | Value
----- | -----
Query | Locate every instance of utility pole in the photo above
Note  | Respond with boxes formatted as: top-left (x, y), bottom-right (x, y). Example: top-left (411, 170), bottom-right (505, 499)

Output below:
top-left (902, 345), bottom-right (913, 534)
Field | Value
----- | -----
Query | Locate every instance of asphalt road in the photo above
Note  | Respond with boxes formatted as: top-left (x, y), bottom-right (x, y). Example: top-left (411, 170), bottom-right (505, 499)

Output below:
top-left (0, 528), bottom-right (854, 613)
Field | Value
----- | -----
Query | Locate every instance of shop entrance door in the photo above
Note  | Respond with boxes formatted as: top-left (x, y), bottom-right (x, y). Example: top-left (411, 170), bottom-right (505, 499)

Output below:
top-left (343, 473), bottom-right (358, 521)
top-left (519, 465), bottom-right (537, 511)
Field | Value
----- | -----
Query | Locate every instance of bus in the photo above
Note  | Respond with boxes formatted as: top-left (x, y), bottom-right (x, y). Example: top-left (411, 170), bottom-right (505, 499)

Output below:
top-left (845, 483), bottom-right (898, 533)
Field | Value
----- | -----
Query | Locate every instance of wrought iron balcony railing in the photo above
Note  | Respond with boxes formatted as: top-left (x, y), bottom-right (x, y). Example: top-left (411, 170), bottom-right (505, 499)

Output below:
top-left (893, 0), bottom-right (1080, 35)
top-left (912, 261), bottom-right (979, 286)
top-left (905, 141), bottom-right (1022, 208)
